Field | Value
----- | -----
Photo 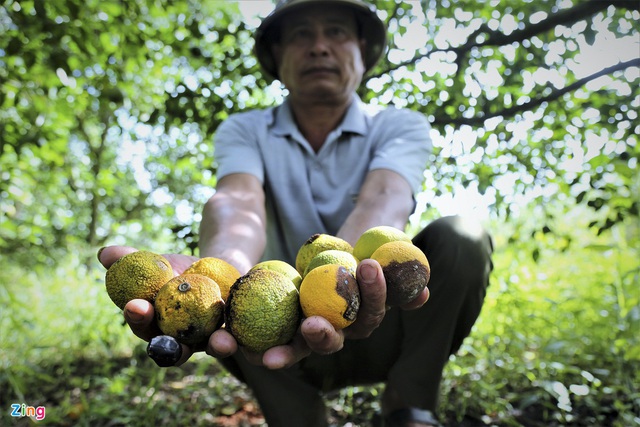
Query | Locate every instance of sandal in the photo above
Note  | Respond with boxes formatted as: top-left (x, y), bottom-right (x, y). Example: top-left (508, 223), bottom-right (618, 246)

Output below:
top-left (373, 407), bottom-right (443, 427)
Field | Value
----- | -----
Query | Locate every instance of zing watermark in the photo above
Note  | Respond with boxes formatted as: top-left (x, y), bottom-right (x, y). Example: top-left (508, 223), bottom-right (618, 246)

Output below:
top-left (10, 403), bottom-right (46, 421)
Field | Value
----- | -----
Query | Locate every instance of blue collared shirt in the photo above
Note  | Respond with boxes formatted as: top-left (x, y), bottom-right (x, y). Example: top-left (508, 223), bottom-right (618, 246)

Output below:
top-left (213, 95), bottom-right (432, 264)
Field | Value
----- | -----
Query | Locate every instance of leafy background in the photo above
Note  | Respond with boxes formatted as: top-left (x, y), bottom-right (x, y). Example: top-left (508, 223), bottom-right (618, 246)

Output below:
top-left (1, 0), bottom-right (638, 426)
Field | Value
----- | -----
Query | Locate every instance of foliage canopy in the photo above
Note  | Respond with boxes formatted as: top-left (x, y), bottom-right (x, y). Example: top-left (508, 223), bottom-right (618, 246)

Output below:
top-left (0, 0), bottom-right (638, 262)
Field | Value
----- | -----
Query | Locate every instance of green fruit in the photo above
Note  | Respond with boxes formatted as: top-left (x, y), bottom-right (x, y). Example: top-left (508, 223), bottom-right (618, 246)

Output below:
top-left (250, 259), bottom-right (302, 290)
top-left (353, 226), bottom-right (412, 261)
top-left (225, 269), bottom-right (301, 353)
top-left (303, 250), bottom-right (359, 278)
top-left (295, 233), bottom-right (353, 276)
top-left (105, 250), bottom-right (174, 310)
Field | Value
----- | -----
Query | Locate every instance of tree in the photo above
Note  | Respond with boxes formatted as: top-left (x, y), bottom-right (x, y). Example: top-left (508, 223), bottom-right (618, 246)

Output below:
top-left (1, 0), bottom-right (638, 264)
top-left (0, 0), bottom-right (260, 262)
top-left (363, 0), bottom-right (639, 236)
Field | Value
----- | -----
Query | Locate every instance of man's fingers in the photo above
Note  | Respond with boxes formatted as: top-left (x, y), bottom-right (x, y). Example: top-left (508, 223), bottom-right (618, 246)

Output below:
top-left (98, 246), bottom-right (138, 269)
top-left (301, 316), bottom-right (344, 354)
top-left (207, 329), bottom-right (238, 359)
top-left (235, 317), bottom-right (343, 370)
top-left (162, 253), bottom-right (200, 276)
top-left (174, 344), bottom-right (194, 367)
top-left (345, 259), bottom-right (387, 339)
top-left (262, 333), bottom-right (312, 369)
top-left (400, 286), bottom-right (430, 310)
top-left (123, 299), bottom-right (161, 341)
top-left (97, 245), bottom-right (196, 276)
top-left (259, 318), bottom-right (341, 369)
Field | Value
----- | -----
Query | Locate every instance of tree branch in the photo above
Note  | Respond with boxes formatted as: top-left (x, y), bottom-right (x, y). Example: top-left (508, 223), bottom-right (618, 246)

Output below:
top-left (456, 0), bottom-right (614, 53)
top-left (366, 0), bottom-right (622, 81)
top-left (77, 112), bottom-right (110, 246)
top-left (432, 58), bottom-right (640, 126)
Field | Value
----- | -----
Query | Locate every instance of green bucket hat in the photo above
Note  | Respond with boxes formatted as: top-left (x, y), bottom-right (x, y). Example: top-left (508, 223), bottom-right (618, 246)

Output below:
top-left (254, 0), bottom-right (387, 80)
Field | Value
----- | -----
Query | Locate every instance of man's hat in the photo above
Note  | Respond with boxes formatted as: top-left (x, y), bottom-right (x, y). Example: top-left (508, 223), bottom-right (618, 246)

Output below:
top-left (254, 0), bottom-right (387, 80)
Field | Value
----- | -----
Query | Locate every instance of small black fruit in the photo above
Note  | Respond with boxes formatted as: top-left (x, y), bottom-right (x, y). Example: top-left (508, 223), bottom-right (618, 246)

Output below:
top-left (147, 335), bottom-right (182, 367)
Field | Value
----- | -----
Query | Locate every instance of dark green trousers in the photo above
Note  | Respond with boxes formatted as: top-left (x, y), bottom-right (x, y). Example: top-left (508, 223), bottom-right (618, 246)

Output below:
top-left (219, 216), bottom-right (494, 426)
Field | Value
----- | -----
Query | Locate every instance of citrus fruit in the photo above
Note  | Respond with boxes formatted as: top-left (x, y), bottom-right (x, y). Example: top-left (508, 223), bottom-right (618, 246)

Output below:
top-left (250, 259), bottom-right (302, 290)
top-left (303, 249), bottom-right (358, 278)
top-left (225, 269), bottom-right (301, 353)
top-left (353, 225), bottom-right (412, 261)
top-left (183, 257), bottom-right (241, 301)
top-left (155, 274), bottom-right (224, 346)
top-left (299, 264), bottom-right (360, 330)
top-left (370, 240), bottom-right (430, 306)
top-left (295, 233), bottom-right (353, 275)
top-left (105, 250), bottom-right (174, 310)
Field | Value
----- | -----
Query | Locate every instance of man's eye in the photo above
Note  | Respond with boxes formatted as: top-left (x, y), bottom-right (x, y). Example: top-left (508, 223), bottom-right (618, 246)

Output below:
top-left (291, 28), bottom-right (311, 38)
top-left (327, 27), bottom-right (348, 38)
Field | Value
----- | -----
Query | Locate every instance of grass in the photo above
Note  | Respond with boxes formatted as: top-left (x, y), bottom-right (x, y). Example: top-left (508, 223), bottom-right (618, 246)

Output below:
top-left (438, 227), bottom-right (640, 426)
top-left (1, 216), bottom-right (639, 426)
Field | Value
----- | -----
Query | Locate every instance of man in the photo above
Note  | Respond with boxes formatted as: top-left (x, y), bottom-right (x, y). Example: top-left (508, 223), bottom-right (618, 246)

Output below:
top-left (99, 1), bottom-right (493, 426)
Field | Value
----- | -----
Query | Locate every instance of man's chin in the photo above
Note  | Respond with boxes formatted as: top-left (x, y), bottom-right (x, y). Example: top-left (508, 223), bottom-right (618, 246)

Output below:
top-left (301, 80), bottom-right (342, 95)
top-left (303, 94), bottom-right (352, 108)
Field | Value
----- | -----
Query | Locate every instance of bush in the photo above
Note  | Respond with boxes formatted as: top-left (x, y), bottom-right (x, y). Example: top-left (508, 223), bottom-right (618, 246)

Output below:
top-left (1, 212), bottom-right (638, 426)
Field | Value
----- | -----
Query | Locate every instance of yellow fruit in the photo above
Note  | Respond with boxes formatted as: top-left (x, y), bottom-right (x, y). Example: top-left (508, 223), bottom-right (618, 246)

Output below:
top-left (303, 250), bottom-right (359, 278)
top-left (353, 225), bottom-right (412, 261)
top-left (295, 233), bottom-right (353, 275)
top-left (155, 274), bottom-right (224, 347)
top-left (370, 241), bottom-right (431, 306)
top-left (299, 264), bottom-right (360, 330)
top-left (250, 260), bottom-right (302, 290)
top-left (225, 269), bottom-right (300, 353)
top-left (105, 250), bottom-right (174, 310)
top-left (183, 257), bottom-right (241, 301)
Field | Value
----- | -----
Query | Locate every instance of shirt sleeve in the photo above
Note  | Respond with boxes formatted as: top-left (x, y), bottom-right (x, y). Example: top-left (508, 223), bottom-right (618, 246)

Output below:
top-left (368, 107), bottom-right (433, 194)
top-left (213, 111), bottom-right (266, 183)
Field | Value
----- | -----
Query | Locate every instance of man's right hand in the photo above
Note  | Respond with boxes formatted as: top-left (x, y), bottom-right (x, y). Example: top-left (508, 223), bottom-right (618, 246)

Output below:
top-left (98, 246), bottom-right (237, 366)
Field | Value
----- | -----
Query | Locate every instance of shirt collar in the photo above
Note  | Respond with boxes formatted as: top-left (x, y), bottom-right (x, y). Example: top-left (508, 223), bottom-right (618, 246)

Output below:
top-left (270, 94), bottom-right (367, 137)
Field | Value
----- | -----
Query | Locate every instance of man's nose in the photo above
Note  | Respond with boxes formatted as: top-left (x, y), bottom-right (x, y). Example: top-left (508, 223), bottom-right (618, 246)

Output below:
top-left (309, 33), bottom-right (330, 56)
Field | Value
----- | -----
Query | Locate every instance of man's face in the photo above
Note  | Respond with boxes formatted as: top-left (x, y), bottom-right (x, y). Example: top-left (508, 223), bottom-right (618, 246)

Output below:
top-left (272, 4), bottom-right (366, 104)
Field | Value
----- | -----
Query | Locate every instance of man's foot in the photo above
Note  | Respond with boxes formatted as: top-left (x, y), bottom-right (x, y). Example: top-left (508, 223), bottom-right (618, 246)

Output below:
top-left (384, 408), bottom-right (442, 427)
top-left (377, 385), bottom-right (442, 426)
top-left (372, 408), bottom-right (442, 427)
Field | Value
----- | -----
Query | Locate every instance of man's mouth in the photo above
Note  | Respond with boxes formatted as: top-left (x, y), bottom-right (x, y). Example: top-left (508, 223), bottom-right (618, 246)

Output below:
top-left (302, 67), bottom-right (339, 76)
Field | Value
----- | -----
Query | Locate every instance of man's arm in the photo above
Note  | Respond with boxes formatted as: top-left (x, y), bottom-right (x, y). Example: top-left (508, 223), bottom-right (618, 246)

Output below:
top-left (198, 172), bottom-right (272, 360)
top-left (337, 169), bottom-right (416, 246)
top-left (337, 169), bottom-right (420, 340)
top-left (199, 173), bottom-right (267, 274)
top-left (98, 173), bottom-right (267, 365)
